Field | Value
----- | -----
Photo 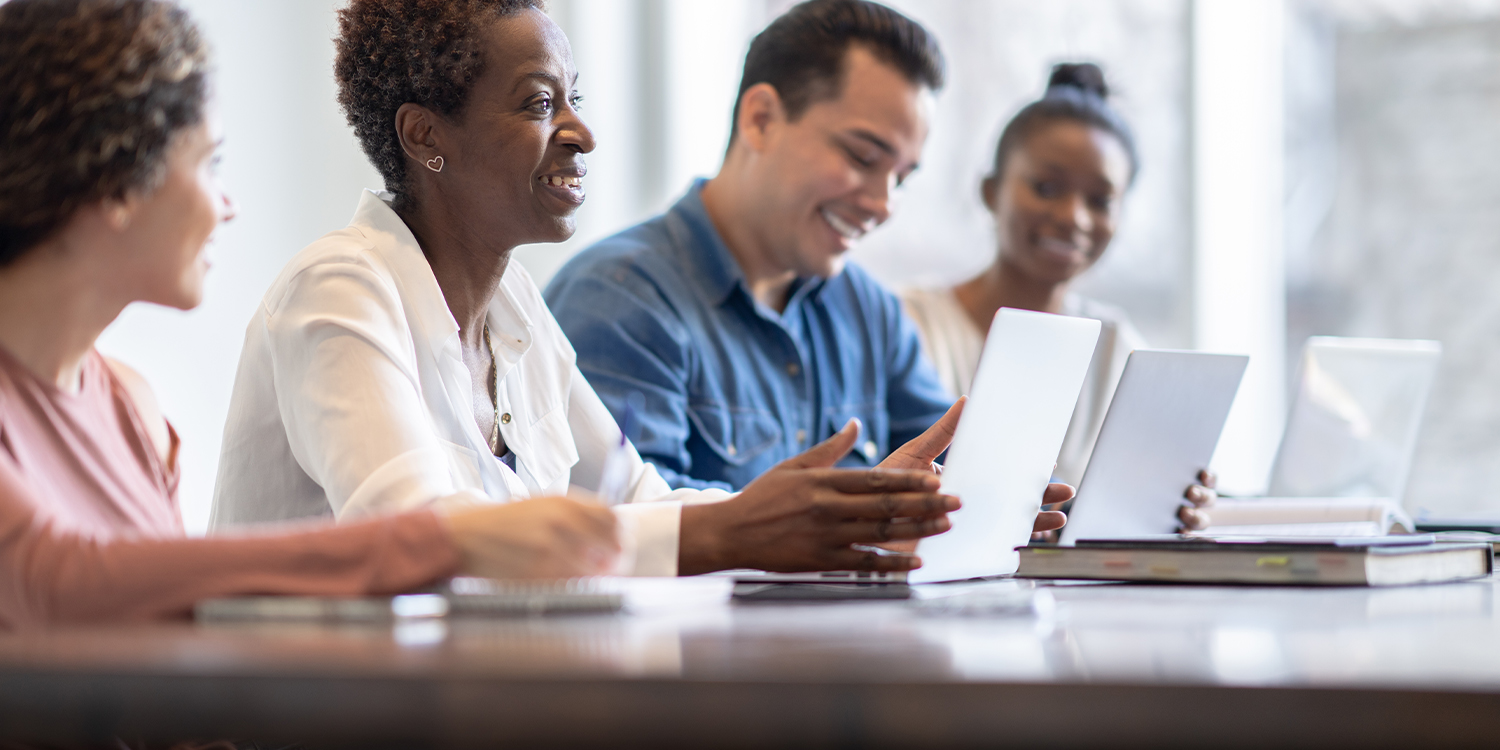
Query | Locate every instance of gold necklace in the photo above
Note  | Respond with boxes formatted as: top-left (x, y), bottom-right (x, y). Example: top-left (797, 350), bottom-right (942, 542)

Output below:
top-left (484, 323), bottom-right (501, 456)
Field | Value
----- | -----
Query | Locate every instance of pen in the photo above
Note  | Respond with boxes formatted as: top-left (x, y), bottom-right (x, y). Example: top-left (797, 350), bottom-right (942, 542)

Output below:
top-left (596, 393), bottom-right (643, 506)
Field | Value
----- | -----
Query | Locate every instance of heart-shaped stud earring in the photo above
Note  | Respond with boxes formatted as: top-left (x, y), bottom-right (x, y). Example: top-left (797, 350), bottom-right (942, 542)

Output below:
top-left (425, 156), bottom-right (444, 173)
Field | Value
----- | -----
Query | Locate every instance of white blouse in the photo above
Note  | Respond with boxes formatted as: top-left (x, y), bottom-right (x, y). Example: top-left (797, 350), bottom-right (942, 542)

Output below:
top-left (900, 287), bottom-right (1146, 487)
top-left (209, 190), bottom-right (723, 576)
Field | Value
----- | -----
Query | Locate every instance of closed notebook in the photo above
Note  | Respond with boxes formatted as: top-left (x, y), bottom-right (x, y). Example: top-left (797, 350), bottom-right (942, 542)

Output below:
top-left (1016, 536), bottom-right (1492, 586)
top-left (195, 577), bottom-right (733, 622)
top-left (196, 578), bottom-right (626, 622)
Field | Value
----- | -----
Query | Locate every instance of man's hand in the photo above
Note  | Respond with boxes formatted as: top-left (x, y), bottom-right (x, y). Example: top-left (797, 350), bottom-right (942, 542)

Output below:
top-left (878, 397), bottom-right (965, 474)
top-left (679, 419), bottom-right (959, 575)
top-left (1179, 469), bottom-right (1218, 530)
top-left (880, 397), bottom-right (1073, 536)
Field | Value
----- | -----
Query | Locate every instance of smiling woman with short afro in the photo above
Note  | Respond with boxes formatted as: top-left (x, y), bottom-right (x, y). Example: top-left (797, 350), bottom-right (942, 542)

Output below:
top-left (334, 0), bottom-right (543, 200)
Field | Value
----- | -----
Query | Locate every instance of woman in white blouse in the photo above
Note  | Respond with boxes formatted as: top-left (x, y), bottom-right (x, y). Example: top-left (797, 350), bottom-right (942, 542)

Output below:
top-left (902, 63), bottom-right (1214, 517)
top-left (210, 1), bottom-right (1053, 577)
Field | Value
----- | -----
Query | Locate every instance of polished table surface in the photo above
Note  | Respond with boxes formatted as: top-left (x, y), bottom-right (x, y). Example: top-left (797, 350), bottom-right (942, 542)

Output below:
top-left (4, 576), bottom-right (1500, 748)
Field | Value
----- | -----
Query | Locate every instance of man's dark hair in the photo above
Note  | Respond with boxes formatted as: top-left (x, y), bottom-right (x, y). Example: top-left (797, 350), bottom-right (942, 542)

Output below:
top-left (729, 0), bottom-right (944, 144)
top-left (992, 62), bottom-right (1139, 185)
top-left (334, 0), bottom-right (543, 199)
top-left (0, 0), bottom-right (210, 265)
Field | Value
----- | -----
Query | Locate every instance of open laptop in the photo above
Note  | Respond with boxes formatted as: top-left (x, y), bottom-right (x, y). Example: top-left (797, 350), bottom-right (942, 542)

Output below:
top-left (1267, 336), bottom-right (1441, 501)
top-left (730, 307), bottom-right (1101, 585)
top-left (1058, 350), bottom-right (1248, 545)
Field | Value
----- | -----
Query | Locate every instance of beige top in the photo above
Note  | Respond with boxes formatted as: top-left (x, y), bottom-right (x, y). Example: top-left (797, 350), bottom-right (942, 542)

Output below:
top-left (900, 287), bottom-right (1146, 486)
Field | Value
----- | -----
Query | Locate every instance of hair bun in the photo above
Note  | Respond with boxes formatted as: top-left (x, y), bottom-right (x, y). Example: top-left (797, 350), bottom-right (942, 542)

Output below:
top-left (1046, 62), bottom-right (1108, 99)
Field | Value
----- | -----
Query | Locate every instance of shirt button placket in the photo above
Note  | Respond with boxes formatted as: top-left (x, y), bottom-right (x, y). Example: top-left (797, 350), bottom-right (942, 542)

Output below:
top-left (785, 359), bottom-right (805, 449)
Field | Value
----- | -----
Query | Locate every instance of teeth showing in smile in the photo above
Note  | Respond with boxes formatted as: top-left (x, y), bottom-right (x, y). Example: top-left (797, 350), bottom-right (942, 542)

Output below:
top-left (540, 175), bottom-right (583, 188)
top-left (820, 208), bottom-right (865, 241)
top-left (1038, 237), bottom-right (1082, 254)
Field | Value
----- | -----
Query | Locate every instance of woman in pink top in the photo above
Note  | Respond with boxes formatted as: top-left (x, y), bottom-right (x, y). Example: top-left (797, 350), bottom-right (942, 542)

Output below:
top-left (0, 0), bottom-right (623, 627)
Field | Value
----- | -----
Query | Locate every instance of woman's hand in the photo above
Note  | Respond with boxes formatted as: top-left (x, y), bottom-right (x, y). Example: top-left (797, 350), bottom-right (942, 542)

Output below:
top-left (1179, 469), bottom-right (1218, 531)
top-left (1034, 482), bottom-right (1073, 534)
top-left (679, 420), bottom-right (959, 575)
top-left (441, 497), bottom-right (621, 579)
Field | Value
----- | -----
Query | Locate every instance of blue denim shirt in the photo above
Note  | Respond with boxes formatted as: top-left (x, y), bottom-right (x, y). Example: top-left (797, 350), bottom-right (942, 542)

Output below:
top-left (544, 180), bottom-right (954, 492)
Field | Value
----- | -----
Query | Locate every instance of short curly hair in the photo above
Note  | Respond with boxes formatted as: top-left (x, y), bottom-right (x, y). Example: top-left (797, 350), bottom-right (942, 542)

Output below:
top-left (334, 0), bottom-right (544, 199)
top-left (0, 0), bottom-right (209, 265)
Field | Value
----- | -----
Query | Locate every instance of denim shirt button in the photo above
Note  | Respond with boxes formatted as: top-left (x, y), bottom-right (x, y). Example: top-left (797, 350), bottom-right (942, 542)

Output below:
top-left (795, 429), bottom-right (807, 444)
top-left (786, 362), bottom-right (800, 377)
top-left (727, 444), bottom-right (737, 457)
top-left (862, 440), bottom-right (877, 460)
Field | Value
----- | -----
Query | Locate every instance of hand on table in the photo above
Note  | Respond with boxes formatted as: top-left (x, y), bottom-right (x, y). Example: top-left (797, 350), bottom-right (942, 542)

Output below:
top-left (442, 497), bottom-right (621, 579)
top-left (678, 419), bottom-right (959, 575)
top-left (1179, 469), bottom-right (1218, 530)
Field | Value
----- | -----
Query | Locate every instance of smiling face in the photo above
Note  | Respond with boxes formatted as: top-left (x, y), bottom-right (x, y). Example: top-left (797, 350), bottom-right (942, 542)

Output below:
top-left (114, 110), bottom-right (234, 310)
top-left (742, 45), bottom-right (932, 279)
top-left (986, 119), bottom-right (1132, 286)
top-left (421, 9), bottom-right (594, 248)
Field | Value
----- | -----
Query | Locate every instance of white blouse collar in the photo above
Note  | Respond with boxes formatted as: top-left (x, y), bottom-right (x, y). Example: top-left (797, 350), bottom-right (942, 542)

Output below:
top-left (349, 189), bottom-right (536, 377)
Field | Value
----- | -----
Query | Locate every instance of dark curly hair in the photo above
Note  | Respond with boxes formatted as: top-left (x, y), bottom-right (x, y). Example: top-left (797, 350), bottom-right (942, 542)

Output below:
top-left (334, 0), bottom-right (544, 199)
top-left (730, 0), bottom-right (944, 144)
top-left (0, 0), bottom-right (210, 266)
top-left (992, 63), bottom-right (1139, 186)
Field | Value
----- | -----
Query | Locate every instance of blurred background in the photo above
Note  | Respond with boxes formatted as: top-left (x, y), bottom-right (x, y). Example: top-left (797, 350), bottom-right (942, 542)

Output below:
top-left (95, 0), bottom-right (1500, 533)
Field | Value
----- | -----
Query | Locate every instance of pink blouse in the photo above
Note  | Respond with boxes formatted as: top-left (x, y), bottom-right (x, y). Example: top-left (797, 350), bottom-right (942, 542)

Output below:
top-left (0, 347), bottom-right (461, 627)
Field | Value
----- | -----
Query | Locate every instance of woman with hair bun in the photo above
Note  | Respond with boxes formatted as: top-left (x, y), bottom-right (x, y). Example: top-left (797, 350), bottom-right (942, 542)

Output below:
top-left (0, 0), bottom-right (625, 627)
top-left (902, 63), bottom-right (1214, 512)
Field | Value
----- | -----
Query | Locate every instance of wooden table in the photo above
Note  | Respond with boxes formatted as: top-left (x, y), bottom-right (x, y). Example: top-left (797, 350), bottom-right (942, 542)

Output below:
top-left (3, 577), bottom-right (1500, 748)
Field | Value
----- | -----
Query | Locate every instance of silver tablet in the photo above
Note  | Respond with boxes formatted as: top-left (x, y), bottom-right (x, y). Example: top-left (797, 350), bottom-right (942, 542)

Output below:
top-left (1059, 350), bottom-right (1248, 545)
top-left (910, 308), bottom-right (1101, 582)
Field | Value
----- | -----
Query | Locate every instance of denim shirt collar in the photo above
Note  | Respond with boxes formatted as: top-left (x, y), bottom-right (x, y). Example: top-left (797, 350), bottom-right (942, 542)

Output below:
top-left (669, 179), bottom-right (826, 310)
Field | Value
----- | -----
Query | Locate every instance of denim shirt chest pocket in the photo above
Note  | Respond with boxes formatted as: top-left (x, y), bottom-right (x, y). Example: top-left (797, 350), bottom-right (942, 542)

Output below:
top-left (687, 403), bottom-right (784, 471)
top-left (824, 403), bottom-right (889, 467)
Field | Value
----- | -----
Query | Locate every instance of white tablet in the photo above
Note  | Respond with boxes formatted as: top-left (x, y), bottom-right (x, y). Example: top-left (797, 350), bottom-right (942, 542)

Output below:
top-left (1059, 350), bottom-right (1248, 544)
top-left (910, 308), bottom-right (1101, 583)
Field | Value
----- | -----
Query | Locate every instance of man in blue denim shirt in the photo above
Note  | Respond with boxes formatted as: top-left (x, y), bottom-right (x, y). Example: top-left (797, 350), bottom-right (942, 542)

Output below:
top-left (548, 178), bottom-right (952, 491)
top-left (545, 0), bottom-right (956, 492)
